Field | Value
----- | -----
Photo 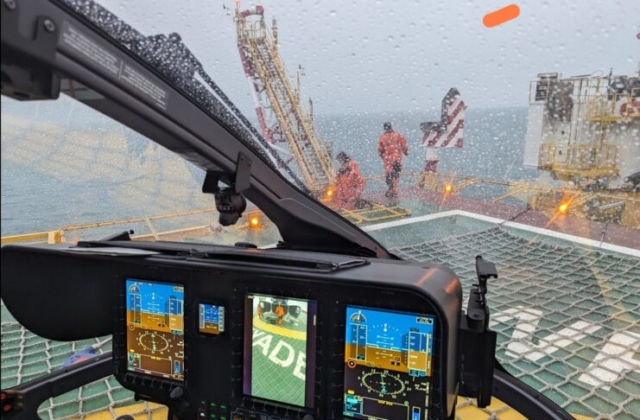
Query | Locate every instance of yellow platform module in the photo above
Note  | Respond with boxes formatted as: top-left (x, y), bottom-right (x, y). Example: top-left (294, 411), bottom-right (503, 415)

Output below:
top-left (524, 73), bottom-right (639, 186)
top-left (341, 203), bottom-right (412, 225)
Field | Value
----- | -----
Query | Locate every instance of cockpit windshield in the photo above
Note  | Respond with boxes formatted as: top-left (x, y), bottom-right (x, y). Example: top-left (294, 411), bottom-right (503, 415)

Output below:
top-left (1, 1), bottom-right (639, 419)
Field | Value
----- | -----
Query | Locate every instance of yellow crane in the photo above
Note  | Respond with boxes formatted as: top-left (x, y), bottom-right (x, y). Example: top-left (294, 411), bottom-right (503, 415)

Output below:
top-left (234, 4), bottom-right (335, 198)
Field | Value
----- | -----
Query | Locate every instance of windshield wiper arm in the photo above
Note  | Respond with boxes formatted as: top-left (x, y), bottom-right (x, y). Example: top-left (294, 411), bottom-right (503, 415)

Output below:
top-left (56, 0), bottom-right (308, 192)
top-left (191, 58), bottom-right (309, 194)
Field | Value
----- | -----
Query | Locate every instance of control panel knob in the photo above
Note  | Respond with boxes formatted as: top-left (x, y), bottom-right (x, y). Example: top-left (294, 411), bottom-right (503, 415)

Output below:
top-left (169, 386), bottom-right (184, 399)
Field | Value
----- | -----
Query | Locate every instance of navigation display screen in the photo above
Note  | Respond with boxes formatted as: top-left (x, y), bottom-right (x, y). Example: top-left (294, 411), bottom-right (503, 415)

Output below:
top-left (125, 279), bottom-right (184, 381)
top-left (199, 303), bottom-right (225, 335)
top-left (343, 307), bottom-right (435, 420)
top-left (243, 294), bottom-right (318, 408)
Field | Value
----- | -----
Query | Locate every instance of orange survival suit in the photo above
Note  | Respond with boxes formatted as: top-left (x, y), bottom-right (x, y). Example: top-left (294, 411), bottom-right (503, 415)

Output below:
top-left (378, 125), bottom-right (409, 198)
top-left (334, 155), bottom-right (366, 211)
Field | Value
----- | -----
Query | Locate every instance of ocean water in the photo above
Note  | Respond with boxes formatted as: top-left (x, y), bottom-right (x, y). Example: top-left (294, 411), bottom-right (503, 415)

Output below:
top-left (315, 107), bottom-right (536, 181)
top-left (1, 96), bottom-right (538, 237)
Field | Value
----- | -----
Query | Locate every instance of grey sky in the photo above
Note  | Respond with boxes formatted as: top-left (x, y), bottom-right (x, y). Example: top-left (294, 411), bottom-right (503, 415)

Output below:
top-left (102, 0), bottom-right (639, 115)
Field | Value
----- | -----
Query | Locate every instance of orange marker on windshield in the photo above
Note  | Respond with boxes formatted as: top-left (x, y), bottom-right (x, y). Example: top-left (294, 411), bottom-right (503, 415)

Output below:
top-left (483, 4), bottom-right (520, 28)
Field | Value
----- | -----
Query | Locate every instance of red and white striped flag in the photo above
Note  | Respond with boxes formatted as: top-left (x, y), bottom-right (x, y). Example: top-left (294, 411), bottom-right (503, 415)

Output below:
top-left (421, 88), bottom-right (465, 148)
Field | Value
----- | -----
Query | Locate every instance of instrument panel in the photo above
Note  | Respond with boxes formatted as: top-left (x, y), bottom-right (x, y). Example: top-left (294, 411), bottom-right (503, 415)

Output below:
top-left (343, 307), bottom-right (435, 420)
top-left (1, 244), bottom-right (462, 420)
top-left (126, 280), bottom-right (185, 381)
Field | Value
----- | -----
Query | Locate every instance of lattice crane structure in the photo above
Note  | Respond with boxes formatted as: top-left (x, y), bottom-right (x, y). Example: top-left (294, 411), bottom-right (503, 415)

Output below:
top-left (235, 4), bottom-right (335, 198)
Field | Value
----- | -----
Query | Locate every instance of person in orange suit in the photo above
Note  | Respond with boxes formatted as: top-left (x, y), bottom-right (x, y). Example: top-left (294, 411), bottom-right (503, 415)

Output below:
top-left (378, 122), bottom-right (408, 199)
top-left (334, 152), bottom-right (366, 211)
top-left (274, 304), bottom-right (285, 325)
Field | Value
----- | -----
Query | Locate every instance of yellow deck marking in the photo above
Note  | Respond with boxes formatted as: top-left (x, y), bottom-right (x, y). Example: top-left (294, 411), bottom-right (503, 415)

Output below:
top-left (253, 316), bottom-right (306, 341)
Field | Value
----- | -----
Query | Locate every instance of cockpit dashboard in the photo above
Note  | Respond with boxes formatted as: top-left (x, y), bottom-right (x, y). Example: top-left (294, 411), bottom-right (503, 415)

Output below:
top-left (1, 242), bottom-right (461, 420)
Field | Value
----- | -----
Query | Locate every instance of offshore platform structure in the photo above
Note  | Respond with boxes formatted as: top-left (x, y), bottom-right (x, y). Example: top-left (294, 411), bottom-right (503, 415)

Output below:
top-left (413, 29), bottom-right (639, 229)
top-left (234, 5), bottom-right (335, 198)
top-left (523, 29), bottom-right (640, 226)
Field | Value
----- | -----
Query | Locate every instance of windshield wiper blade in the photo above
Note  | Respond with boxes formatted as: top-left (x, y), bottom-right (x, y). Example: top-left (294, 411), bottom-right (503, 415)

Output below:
top-left (60, 0), bottom-right (309, 194)
top-left (192, 64), bottom-right (309, 194)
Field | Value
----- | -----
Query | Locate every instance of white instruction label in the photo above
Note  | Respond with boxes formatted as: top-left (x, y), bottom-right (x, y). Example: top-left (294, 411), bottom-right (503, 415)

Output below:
top-left (119, 63), bottom-right (168, 110)
top-left (61, 22), bottom-right (120, 76)
top-left (60, 21), bottom-right (168, 110)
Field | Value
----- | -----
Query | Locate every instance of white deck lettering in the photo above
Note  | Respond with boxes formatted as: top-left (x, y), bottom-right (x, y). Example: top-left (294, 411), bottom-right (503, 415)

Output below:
top-left (492, 307), bottom-right (602, 362)
top-left (578, 332), bottom-right (640, 390)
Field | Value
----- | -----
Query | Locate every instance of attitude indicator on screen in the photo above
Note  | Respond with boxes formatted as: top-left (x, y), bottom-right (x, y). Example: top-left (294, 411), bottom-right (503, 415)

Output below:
top-left (126, 279), bottom-right (185, 381)
top-left (343, 306), bottom-right (435, 420)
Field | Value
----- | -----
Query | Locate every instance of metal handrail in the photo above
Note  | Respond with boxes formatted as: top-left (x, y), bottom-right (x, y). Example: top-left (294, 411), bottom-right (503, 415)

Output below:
top-left (585, 91), bottom-right (638, 120)
top-left (1, 207), bottom-right (227, 246)
top-left (539, 143), bottom-right (619, 171)
top-left (3, 171), bottom-right (638, 246)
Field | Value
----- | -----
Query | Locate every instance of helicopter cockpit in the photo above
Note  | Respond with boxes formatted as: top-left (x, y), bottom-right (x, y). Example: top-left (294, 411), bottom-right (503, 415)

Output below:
top-left (3, 233), bottom-right (572, 420)
top-left (1, 1), bottom-right (616, 419)
top-left (1, 238), bottom-right (463, 419)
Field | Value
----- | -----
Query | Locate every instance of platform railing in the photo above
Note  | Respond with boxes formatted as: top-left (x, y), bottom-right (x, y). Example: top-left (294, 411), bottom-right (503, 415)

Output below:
top-left (3, 171), bottom-right (638, 246)
top-left (538, 143), bottom-right (619, 173)
top-left (585, 91), bottom-right (639, 122)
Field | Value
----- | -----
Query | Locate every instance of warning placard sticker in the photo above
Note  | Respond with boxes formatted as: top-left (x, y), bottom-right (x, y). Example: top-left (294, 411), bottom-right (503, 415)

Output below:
top-left (60, 21), bottom-right (168, 110)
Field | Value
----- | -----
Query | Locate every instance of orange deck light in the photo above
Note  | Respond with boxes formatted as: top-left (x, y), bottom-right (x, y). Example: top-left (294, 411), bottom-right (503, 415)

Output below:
top-left (558, 202), bottom-right (569, 214)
